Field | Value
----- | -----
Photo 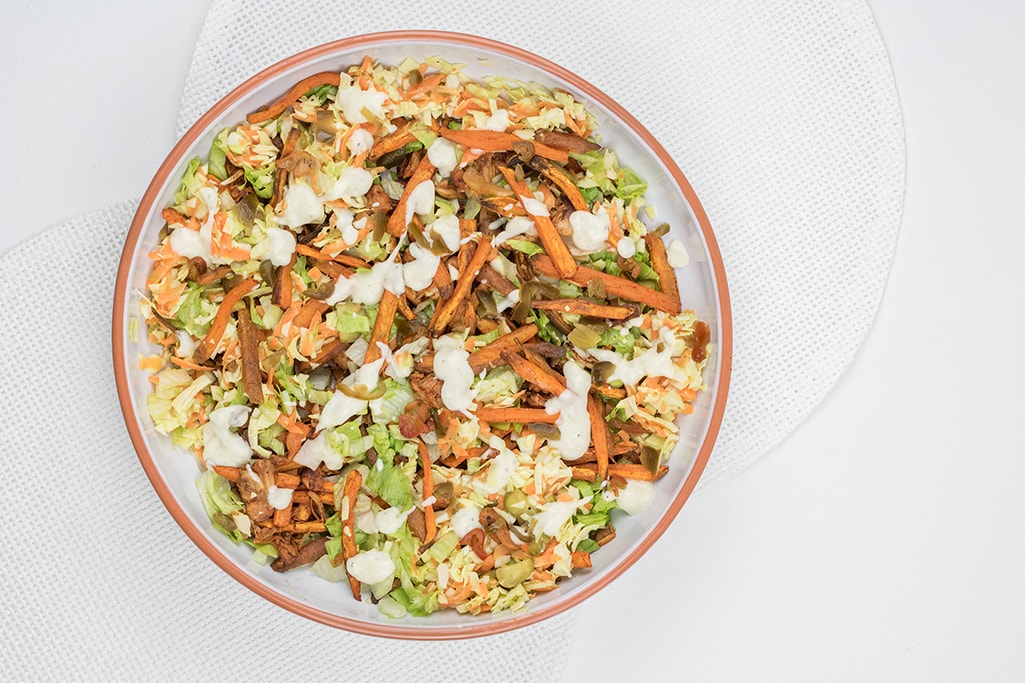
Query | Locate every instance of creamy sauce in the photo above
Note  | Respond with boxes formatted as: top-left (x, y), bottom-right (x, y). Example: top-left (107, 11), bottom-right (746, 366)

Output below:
top-left (330, 166), bottom-right (374, 200)
top-left (404, 179), bottom-right (436, 226)
top-left (335, 82), bottom-right (388, 125)
top-left (345, 548), bottom-right (395, 584)
top-left (433, 334), bottom-right (476, 412)
top-left (202, 405), bottom-right (252, 468)
top-left (495, 289), bottom-right (521, 313)
top-left (325, 252), bottom-right (405, 306)
top-left (280, 184), bottom-right (325, 229)
top-left (616, 236), bottom-right (636, 259)
top-left (346, 128), bottom-right (374, 156)
top-left (666, 238), bottom-right (689, 268)
top-left (257, 227), bottom-right (297, 266)
top-left (402, 242), bottom-right (441, 291)
top-left (403, 215), bottom-right (460, 291)
top-left (317, 357), bottom-right (386, 430)
top-left (588, 326), bottom-right (688, 387)
top-left (492, 216), bottom-right (536, 247)
top-left (480, 434), bottom-right (518, 494)
top-left (544, 361), bottom-right (592, 460)
top-left (427, 137), bottom-right (459, 177)
top-left (616, 479), bottom-right (655, 515)
top-left (569, 209), bottom-right (611, 253)
top-left (520, 195), bottom-right (549, 217)
top-left (431, 214), bottom-right (462, 252)
top-left (449, 502), bottom-right (483, 538)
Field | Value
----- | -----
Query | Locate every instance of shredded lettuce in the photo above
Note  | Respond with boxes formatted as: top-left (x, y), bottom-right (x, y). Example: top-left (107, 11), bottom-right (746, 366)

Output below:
top-left (366, 453), bottom-right (414, 510)
top-left (503, 239), bottom-right (544, 256)
top-left (244, 164), bottom-right (275, 199)
top-left (370, 380), bottom-right (414, 424)
top-left (208, 129), bottom-right (229, 181)
top-left (197, 470), bottom-right (244, 538)
top-left (174, 157), bottom-right (204, 209)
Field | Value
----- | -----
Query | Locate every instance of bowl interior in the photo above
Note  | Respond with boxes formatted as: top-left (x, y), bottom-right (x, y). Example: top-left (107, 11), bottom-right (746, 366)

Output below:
top-left (114, 32), bottom-right (730, 639)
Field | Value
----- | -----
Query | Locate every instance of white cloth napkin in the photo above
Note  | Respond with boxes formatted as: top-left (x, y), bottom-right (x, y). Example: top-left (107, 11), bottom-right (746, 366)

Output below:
top-left (0, 0), bottom-right (904, 679)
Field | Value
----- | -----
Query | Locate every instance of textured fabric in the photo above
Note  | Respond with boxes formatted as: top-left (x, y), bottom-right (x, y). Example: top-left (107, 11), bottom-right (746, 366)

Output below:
top-left (0, 0), bottom-right (904, 679)
top-left (0, 202), bottom-right (576, 681)
top-left (177, 0), bottom-right (906, 486)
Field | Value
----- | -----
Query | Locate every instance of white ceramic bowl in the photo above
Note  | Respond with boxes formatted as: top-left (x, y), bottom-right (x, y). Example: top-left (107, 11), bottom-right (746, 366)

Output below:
top-left (112, 30), bottom-right (731, 639)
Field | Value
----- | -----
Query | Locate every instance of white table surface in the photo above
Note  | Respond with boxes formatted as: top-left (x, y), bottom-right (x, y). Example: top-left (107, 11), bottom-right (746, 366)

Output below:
top-left (2, 2), bottom-right (1022, 680)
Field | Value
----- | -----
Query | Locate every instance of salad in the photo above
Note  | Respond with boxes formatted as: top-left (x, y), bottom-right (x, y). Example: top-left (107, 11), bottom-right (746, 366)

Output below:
top-left (139, 55), bottom-right (710, 617)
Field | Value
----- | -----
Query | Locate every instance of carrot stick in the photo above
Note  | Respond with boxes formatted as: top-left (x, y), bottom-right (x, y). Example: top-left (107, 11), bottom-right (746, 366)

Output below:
top-left (478, 263), bottom-right (516, 296)
top-left (530, 298), bottom-right (635, 320)
top-left (417, 442), bottom-right (436, 544)
top-left (577, 462), bottom-right (669, 481)
top-left (593, 384), bottom-right (627, 400)
top-left (194, 277), bottom-right (258, 362)
top-left (197, 265), bottom-right (233, 286)
top-left (339, 468), bottom-right (363, 600)
top-left (364, 290), bottom-right (398, 363)
top-left (500, 351), bottom-right (566, 396)
top-left (212, 465), bottom-right (241, 482)
top-left (530, 157), bottom-right (588, 211)
top-left (466, 323), bottom-right (538, 372)
top-left (295, 243), bottom-right (371, 270)
top-left (498, 167), bottom-right (577, 278)
top-left (437, 128), bottom-right (569, 164)
top-left (534, 129), bottom-right (601, 154)
top-left (370, 125), bottom-right (416, 160)
top-left (387, 155), bottom-right (436, 236)
top-left (247, 72), bottom-right (341, 124)
top-left (532, 255), bottom-right (681, 314)
top-left (292, 299), bottom-right (329, 329)
top-left (569, 467), bottom-right (597, 482)
top-left (289, 521), bottom-right (328, 533)
top-left (587, 395), bottom-right (609, 482)
top-left (237, 307), bottom-right (265, 404)
top-left (272, 504), bottom-right (292, 528)
top-left (272, 253), bottom-right (295, 308)
top-left (474, 406), bottom-right (559, 424)
top-left (644, 233), bottom-right (682, 311)
top-left (428, 236), bottom-right (494, 334)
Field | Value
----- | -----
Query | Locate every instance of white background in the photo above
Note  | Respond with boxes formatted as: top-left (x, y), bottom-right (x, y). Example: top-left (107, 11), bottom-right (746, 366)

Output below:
top-left (1, 2), bottom-right (1022, 680)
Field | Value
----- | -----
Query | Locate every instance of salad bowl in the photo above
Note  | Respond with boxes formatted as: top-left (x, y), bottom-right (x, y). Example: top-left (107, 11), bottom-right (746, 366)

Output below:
top-left (112, 30), bottom-right (731, 639)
